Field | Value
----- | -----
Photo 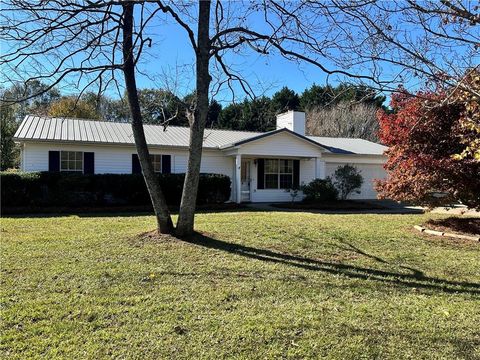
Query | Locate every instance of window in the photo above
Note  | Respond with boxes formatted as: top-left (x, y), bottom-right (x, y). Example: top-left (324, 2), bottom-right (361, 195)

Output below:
top-left (279, 159), bottom-right (293, 189)
top-left (60, 151), bottom-right (83, 172)
top-left (264, 159), bottom-right (293, 189)
top-left (150, 154), bottom-right (162, 173)
top-left (264, 159), bottom-right (279, 188)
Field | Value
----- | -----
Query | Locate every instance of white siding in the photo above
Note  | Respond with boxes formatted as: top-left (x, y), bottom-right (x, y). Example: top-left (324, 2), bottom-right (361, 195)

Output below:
top-left (235, 132), bottom-right (325, 158)
top-left (22, 142), bottom-right (234, 178)
top-left (20, 140), bottom-right (386, 203)
top-left (325, 162), bottom-right (387, 199)
top-left (300, 158), bottom-right (316, 185)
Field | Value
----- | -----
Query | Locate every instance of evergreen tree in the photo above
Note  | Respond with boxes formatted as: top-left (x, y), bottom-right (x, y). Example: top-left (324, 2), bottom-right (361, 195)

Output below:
top-left (271, 87), bottom-right (301, 113)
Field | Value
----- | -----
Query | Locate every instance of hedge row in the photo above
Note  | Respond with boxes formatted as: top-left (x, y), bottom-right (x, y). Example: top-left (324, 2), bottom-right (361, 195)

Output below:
top-left (1, 172), bottom-right (231, 208)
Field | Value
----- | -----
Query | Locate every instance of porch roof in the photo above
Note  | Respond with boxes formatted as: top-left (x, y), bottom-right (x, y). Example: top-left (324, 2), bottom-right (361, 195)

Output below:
top-left (219, 128), bottom-right (331, 152)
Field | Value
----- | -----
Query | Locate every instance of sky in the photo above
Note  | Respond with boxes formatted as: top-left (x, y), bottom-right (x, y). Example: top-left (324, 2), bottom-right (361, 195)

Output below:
top-left (135, 20), bottom-right (332, 100)
top-left (131, 12), bottom-right (339, 103)
top-left (2, 1), bottom-right (477, 105)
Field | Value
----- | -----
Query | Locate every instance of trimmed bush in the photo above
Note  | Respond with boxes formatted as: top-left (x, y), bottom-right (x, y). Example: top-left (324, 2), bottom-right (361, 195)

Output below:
top-left (1, 172), bottom-right (231, 208)
top-left (332, 165), bottom-right (363, 200)
top-left (301, 178), bottom-right (339, 202)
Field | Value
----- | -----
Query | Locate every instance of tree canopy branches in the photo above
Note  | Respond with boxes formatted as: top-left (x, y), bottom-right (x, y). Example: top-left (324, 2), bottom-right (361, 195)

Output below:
top-left (1, 0), bottom-right (478, 234)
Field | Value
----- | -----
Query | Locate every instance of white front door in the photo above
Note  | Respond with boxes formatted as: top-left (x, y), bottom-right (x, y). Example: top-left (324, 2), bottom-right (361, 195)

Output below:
top-left (241, 160), bottom-right (251, 202)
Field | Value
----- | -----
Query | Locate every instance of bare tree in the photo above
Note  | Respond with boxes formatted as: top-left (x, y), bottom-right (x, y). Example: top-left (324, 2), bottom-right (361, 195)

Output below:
top-left (317, 0), bottom-right (480, 96)
top-left (122, 2), bottom-right (174, 233)
top-left (1, 0), bottom-right (174, 233)
top-left (306, 102), bottom-right (380, 142)
top-left (1, 0), bottom-right (478, 236)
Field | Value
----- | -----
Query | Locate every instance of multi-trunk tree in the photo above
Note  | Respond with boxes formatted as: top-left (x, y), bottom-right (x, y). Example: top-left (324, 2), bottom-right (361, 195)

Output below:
top-left (1, 0), bottom-right (478, 235)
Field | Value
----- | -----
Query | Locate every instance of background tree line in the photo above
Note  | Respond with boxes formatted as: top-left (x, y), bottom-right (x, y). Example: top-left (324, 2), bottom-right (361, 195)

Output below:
top-left (1, 82), bottom-right (385, 170)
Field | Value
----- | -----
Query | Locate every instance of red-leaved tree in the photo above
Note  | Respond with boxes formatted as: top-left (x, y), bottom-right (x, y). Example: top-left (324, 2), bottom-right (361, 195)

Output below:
top-left (376, 85), bottom-right (480, 209)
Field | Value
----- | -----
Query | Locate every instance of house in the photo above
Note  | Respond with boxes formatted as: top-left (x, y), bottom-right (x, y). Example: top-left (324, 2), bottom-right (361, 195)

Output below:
top-left (13, 111), bottom-right (387, 203)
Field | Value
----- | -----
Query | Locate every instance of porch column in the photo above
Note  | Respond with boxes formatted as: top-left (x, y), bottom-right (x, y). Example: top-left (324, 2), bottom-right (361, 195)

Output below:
top-left (235, 154), bottom-right (242, 203)
top-left (316, 158), bottom-right (326, 179)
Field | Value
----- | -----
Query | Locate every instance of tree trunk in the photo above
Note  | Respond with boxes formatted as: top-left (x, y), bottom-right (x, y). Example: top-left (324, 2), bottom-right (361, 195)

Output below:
top-left (176, 0), bottom-right (212, 236)
top-left (122, 2), bottom-right (174, 234)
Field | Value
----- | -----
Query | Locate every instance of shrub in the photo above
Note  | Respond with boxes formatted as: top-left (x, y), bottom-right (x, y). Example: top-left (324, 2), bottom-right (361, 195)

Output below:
top-left (301, 178), bottom-right (338, 202)
top-left (0, 172), bottom-right (231, 209)
top-left (332, 165), bottom-right (363, 200)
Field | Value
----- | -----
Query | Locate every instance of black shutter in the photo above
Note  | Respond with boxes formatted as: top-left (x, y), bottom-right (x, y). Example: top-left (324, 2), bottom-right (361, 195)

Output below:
top-left (48, 151), bottom-right (60, 172)
top-left (162, 155), bottom-right (171, 174)
top-left (257, 159), bottom-right (265, 189)
top-left (293, 159), bottom-right (300, 188)
top-left (84, 152), bottom-right (94, 174)
top-left (132, 154), bottom-right (141, 174)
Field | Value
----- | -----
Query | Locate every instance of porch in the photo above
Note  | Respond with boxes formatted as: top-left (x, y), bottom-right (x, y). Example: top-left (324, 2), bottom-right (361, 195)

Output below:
top-left (231, 154), bottom-right (326, 203)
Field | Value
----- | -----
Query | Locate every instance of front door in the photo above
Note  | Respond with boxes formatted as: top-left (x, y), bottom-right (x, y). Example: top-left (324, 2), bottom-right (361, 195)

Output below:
top-left (241, 160), bottom-right (251, 202)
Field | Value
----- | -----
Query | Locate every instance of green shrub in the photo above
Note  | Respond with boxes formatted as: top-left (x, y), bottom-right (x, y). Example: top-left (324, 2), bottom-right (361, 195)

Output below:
top-left (332, 165), bottom-right (363, 200)
top-left (0, 172), bottom-right (231, 208)
top-left (301, 178), bottom-right (338, 202)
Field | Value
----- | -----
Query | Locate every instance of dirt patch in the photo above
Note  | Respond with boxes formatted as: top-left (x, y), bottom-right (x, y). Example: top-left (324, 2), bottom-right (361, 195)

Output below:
top-left (132, 229), bottom-right (217, 246)
top-left (424, 217), bottom-right (480, 236)
top-left (129, 230), bottom-right (182, 247)
top-left (138, 230), bottom-right (178, 242)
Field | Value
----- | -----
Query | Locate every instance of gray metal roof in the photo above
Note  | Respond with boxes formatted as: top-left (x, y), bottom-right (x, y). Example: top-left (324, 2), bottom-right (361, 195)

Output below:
top-left (14, 115), bottom-right (386, 155)
top-left (307, 136), bottom-right (387, 155)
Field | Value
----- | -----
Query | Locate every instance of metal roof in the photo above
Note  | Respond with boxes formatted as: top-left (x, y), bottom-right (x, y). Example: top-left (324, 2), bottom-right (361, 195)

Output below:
top-left (14, 115), bottom-right (387, 155)
top-left (307, 136), bottom-right (387, 155)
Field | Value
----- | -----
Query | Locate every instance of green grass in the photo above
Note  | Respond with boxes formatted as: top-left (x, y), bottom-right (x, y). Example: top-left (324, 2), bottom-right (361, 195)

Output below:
top-left (1, 211), bottom-right (479, 359)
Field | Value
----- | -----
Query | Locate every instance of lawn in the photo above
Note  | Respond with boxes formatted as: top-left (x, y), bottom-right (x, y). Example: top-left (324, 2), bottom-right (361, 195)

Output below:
top-left (1, 211), bottom-right (479, 359)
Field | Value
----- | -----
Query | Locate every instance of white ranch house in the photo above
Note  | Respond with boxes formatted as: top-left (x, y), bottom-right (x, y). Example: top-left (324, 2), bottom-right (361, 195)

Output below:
top-left (14, 111), bottom-right (387, 203)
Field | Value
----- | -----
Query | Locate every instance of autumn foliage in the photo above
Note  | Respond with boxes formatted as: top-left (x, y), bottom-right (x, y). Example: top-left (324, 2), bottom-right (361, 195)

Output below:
top-left (48, 97), bottom-right (101, 120)
top-left (376, 80), bottom-right (480, 209)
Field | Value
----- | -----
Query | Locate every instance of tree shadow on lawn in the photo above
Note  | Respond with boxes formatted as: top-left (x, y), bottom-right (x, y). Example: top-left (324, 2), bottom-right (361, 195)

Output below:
top-left (182, 232), bottom-right (480, 296)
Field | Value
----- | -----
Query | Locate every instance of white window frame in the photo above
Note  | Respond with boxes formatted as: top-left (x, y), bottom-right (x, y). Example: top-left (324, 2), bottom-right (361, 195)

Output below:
top-left (60, 151), bottom-right (83, 172)
top-left (150, 154), bottom-right (162, 173)
top-left (264, 159), bottom-right (293, 189)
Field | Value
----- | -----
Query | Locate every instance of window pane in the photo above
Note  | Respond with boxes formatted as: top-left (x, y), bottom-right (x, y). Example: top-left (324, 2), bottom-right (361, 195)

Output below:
top-left (265, 174), bottom-right (278, 189)
top-left (279, 174), bottom-right (293, 189)
top-left (150, 155), bottom-right (162, 172)
top-left (59, 151), bottom-right (83, 171)
top-left (280, 159), bottom-right (293, 174)
top-left (265, 159), bottom-right (278, 173)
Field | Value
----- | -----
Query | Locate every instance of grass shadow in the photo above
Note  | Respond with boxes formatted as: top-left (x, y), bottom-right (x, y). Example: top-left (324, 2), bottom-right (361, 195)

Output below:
top-left (246, 203), bottom-right (424, 215)
top-left (1, 204), bottom-right (254, 218)
top-left (182, 232), bottom-right (480, 296)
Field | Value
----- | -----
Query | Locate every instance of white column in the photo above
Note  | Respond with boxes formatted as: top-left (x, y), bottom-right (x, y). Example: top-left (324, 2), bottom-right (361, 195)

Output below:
top-left (20, 143), bottom-right (25, 171)
top-left (235, 154), bottom-right (242, 203)
top-left (316, 158), bottom-right (326, 179)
